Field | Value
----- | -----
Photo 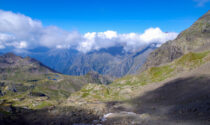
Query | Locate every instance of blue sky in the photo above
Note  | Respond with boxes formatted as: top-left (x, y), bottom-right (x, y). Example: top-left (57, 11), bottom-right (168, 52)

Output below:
top-left (0, 0), bottom-right (209, 33)
top-left (0, 0), bottom-right (209, 53)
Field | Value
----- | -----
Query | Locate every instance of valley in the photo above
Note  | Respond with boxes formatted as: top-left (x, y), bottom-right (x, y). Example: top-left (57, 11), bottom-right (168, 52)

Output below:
top-left (0, 5), bottom-right (209, 125)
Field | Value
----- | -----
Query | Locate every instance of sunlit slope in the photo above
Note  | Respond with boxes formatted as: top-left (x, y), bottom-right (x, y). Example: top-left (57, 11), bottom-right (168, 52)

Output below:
top-left (69, 51), bottom-right (210, 102)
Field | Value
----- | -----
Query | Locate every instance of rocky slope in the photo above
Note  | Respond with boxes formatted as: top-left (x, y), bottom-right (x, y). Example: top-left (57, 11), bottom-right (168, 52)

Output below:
top-left (100, 62), bottom-right (210, 125)
top-left (0, 53), bottom-right (114, 125)
top-left (141, 10), bottom-right (210, 72)
top-left (0, 53), bottom-right (111, 110)
top-left (66, 47), bottom-right (210, 125)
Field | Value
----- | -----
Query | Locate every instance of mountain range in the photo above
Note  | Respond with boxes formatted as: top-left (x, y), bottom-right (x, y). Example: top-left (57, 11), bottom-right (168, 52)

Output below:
top-left (18, 43), bottom-right (157, 78)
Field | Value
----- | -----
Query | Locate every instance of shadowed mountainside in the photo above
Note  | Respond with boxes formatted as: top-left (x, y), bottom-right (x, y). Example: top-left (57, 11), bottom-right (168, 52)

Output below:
top-left (102, 74), bottom-right (210, 125)
top-left (0, 105), bottom-right (102, 125)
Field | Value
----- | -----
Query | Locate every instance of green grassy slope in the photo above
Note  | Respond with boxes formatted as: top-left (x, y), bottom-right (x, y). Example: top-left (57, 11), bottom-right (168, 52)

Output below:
top-left (0, 53), bottom-right (111, 110)
top-left (69, 51), bottom-right (210, 103)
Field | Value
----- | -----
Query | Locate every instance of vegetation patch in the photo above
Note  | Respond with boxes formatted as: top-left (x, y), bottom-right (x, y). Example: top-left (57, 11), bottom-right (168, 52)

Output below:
top-left (72, 51), bottom-right (210, 102)
top-left (176, 51), bottom-right (209, 66)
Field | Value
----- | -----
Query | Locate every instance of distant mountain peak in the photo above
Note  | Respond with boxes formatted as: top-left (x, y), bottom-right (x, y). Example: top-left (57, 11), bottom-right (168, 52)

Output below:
top-left (0, 52), bottom-right (55, 74)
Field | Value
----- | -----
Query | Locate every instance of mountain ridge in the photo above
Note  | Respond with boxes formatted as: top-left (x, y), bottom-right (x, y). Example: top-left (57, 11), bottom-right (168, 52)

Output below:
top-left (23, 44), bottom-right (157, 77)
top-left (141, 10), bottom-right (210, 72)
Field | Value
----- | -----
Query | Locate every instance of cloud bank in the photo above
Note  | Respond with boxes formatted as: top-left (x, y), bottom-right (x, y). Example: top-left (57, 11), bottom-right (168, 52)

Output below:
top-left (0, 10), bottom-right (178, 53)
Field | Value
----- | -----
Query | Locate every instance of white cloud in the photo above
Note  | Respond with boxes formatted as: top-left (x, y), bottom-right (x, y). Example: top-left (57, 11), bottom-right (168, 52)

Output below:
top-left (194, 0), bottom-right (210, 6)
top-left (18, 41), bottom-right (28, 48)
top-left (0, 10), bottom-right (178, 52)
top-left (76, 28), bottom-right (177, 52)
top-left (0, 45), bottom-right (5, 49)
top-left (98, 30), bottom-right (117, 39)
top-left (0, 10), bottom-right (42, 48)
top-left (0, 33), bottom-right (15, 49)
top-left (140, 28), bottom-right (177, 44)
top-left (118, 28), bottom-right (178, 52)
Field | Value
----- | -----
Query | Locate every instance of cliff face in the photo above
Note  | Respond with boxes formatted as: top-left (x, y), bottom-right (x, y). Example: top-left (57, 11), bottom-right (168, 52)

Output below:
top-left (141, 10), bottom-right (210, 71)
